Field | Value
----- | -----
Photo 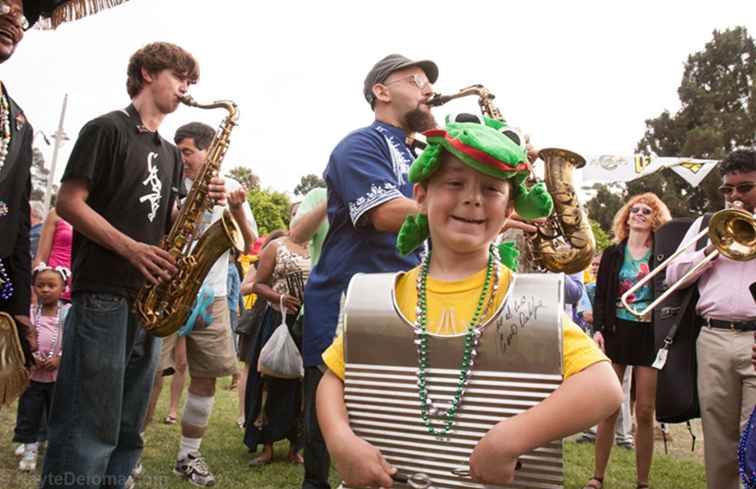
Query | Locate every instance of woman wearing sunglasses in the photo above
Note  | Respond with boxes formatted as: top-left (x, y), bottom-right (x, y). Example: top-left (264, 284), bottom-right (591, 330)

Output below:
top-left (583, 193), bottom-right (671, 489)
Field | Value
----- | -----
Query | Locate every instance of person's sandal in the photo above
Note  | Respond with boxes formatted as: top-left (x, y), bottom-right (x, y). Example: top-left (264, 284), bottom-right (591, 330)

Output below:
top-left (163, 415), bottom-right (177, 425)
top-left (637, 483), bottom-right (650, 489)
top-left (583, 476), bottom-right (603, 489)
top-left (248, 455), bottom-right (272, 467)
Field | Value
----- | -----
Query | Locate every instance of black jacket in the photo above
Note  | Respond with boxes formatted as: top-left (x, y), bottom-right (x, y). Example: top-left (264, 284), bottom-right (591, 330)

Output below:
top-left (594, 239), bottom-right (657, 333)
top-left (0, 86), bottom-right (33, 317)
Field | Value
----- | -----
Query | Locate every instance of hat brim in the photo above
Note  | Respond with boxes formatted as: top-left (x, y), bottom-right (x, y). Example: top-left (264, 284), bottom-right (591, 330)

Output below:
top-left (393, 59), bottom-right (438, 84)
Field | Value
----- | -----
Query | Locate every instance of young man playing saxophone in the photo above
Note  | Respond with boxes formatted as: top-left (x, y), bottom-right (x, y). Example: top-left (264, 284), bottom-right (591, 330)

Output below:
top-left (40, 42), bottom-right (230, 489)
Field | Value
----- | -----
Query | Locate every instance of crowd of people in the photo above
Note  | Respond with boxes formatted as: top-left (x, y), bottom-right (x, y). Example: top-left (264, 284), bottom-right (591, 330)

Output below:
top-left (0, 2), bottom-right (754, 489)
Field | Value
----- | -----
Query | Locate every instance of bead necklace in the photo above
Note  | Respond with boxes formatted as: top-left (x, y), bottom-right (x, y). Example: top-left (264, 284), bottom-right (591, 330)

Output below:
top-left (414, 244), bottom-right (500, 439)
top-left (0, 87), bottom-right (11, 172)
top-left (35, 303), bottom-right (63, 359)
top-left (0, 258), bottom-right (14, 301)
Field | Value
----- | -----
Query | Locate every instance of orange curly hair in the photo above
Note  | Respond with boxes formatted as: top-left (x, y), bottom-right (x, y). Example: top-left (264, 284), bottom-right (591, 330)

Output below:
top-left (611, 192), bottom-right (672, 243)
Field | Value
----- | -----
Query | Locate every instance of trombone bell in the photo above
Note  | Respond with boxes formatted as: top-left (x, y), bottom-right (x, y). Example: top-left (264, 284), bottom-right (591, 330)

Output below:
top-left (620, 207), bottom-right (756, 319)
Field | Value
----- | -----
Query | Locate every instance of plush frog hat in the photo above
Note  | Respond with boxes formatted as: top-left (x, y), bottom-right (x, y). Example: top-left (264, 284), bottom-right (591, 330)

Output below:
top-left (396, 114), bottom-right (554, 270)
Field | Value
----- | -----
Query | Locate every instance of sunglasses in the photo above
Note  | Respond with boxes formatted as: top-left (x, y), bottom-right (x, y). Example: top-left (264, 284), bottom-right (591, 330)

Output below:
top-left (718, 182), bottom-right (756, 196)
top-left (630, 206), bottom-right (653, 216)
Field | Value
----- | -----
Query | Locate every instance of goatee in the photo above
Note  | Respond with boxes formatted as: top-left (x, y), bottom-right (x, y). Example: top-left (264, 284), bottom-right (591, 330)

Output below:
top-left (403, 106), bottom-right (437, 133)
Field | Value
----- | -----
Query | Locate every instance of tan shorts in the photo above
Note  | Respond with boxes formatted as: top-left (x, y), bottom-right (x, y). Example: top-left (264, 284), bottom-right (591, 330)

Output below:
top-left (159, 297), bottom-right (238, 379)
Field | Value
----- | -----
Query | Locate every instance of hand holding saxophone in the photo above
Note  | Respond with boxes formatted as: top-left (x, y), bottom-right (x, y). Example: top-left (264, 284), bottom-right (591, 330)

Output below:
top-left (207, 175), bottom-right (227, 206)
top-left (124, 239), bottom-right (177, 285)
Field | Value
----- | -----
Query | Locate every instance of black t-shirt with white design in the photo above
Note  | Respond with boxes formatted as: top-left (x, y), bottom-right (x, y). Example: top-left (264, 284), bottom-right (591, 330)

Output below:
top-left (62, 104), bottom-right (184, 299)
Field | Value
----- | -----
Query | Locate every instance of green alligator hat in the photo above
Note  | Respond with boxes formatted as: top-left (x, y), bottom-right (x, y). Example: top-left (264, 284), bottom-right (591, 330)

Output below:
top-left (396, 115), bottom-right (554, 268)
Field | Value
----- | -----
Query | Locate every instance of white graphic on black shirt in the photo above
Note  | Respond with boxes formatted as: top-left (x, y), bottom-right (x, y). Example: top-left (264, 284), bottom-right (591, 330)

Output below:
top-left (139, 152), bottom-right (162, 223)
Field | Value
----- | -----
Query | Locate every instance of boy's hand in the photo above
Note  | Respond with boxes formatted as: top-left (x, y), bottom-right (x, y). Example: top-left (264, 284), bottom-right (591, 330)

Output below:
top-left (469, 435), bottom-right (518, 485)
top-left (332, 433), bottom-right (396, 488)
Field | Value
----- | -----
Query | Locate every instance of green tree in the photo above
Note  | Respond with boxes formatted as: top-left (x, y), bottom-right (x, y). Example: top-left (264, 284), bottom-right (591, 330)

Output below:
top-left (585, 182), bottom-right (626, 234)
top-left (590, 220), bottom-right (611, 251)
top-left (294, 174), bottom-right (326, 196)
top-left (247, 187), bottom-right (292, 235)
top-left (634, 26), bottom-right (755, 217)
top-left (227, 166), bottom-right (260, 191)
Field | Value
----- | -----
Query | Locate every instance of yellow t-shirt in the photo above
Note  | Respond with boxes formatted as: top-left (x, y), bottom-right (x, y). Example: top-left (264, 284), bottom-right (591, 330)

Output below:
top-left (322, 265), bottom-right (607, 380)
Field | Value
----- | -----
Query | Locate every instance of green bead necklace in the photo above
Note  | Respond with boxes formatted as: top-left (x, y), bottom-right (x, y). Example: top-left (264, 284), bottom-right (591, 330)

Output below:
top-left (414, 244), bottom-right (500, 439)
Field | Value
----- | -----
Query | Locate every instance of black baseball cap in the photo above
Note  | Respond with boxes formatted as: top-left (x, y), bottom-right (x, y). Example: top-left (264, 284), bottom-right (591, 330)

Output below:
top-left (363, 53), bottom-right (439, 107)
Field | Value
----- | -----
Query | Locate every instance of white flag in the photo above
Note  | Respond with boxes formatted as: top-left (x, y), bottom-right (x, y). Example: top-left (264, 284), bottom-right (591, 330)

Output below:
top-left (582, 155), bottom-right (718, 187)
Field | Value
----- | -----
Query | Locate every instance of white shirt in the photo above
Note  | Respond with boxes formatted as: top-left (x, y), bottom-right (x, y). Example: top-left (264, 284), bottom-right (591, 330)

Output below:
top-left (185, 176), bottom-right (257, 298)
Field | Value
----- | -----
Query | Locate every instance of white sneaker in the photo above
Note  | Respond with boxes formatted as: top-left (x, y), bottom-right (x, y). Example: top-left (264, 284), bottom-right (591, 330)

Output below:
top-left (14, 444), bottom-right (25, 457)
top-left (125, 475), bottom-right (136, 489)
top-left (174, 451), bottom-right (216, 486)
top-left (18, 450), bottom-right (37, 472)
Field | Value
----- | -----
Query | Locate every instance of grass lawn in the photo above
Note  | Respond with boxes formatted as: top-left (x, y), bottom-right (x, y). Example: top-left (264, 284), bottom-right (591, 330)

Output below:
top-left (1, 376), bottom-right (708, 488)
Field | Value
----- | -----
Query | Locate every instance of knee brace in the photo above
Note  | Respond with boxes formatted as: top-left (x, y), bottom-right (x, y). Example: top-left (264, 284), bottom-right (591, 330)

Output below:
top-left (182, 392), bottom-right (214, 428)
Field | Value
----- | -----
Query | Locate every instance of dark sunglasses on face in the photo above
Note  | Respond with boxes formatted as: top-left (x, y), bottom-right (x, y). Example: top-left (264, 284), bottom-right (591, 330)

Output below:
top-left (718, 182), bottom-right (756, 196)
top-left (630, 206), bottom-right (653, 216)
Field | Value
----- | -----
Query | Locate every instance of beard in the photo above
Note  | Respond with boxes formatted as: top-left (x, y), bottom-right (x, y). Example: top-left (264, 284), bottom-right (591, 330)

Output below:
top-left (402, 105), bottom-right (437, 133)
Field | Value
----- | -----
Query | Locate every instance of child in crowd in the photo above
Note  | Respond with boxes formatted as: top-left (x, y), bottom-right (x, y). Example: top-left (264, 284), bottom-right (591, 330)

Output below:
top-left (316, 115), bottom-right (623, 488)
top-left (13, 264), bottom-right (70, 472)
top-left (577, 252), bottom-right (603, 332)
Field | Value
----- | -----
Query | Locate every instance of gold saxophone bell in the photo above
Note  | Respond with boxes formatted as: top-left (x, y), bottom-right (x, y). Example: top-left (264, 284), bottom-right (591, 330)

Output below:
top-left (427, 84), bottom-right (595, 273)
top-left (621, 204), bottom-right (756, 318)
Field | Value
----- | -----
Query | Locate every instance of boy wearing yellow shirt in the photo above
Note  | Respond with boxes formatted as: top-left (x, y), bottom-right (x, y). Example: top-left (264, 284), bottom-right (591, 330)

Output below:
top-left (317, 115), bottom-right (623, 488)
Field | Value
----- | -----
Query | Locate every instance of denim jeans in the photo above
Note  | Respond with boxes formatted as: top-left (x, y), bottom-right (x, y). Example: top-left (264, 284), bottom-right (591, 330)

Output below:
top-left (40, 292), bottom-right (160, 489)
top-left (301, 365), bottom-right (331, 489)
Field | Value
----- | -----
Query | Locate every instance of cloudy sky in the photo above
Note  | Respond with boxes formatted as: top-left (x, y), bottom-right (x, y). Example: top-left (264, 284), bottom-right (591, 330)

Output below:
top-left (4, 0), bottom-right (755, 196)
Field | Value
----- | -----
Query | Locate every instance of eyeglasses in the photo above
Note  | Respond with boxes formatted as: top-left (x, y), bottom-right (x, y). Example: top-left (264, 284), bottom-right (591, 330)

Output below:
top-left (718, 182), bottom-right (756, 196)
top-left (630, 206), bottom-right (653, 216)
top-left (383, 74), bottom-right (431, 91)
top-left (0, 1), bottom-right (29, 30)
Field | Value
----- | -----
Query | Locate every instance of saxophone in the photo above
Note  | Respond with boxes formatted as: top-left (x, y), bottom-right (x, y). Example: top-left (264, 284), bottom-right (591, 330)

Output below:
top-left (427, 85), bottom-right (595, 274)
top-left (135, 96), bottom-right (244, 337)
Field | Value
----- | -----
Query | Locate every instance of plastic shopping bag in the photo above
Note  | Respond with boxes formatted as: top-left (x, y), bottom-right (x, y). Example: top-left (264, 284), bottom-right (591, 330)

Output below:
top-left (257, 297), bottom-right (304, 379)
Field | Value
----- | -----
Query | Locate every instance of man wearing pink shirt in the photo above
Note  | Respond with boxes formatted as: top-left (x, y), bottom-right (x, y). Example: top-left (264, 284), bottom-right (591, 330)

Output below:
top-left (666, 149), bottom-right (756, 489)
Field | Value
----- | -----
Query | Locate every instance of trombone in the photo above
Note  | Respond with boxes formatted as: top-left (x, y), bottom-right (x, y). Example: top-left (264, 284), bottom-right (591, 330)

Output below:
top-left (621, 204), bottom-right (756, 318)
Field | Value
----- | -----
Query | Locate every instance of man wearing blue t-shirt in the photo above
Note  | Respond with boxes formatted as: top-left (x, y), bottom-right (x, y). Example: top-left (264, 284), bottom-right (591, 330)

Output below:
top-left (300, 53), bottom-right (439, 489)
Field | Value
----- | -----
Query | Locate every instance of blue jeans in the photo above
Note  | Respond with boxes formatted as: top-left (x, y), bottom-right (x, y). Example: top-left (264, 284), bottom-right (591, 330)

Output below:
top-left (40, 292), bottom-right (161, 489)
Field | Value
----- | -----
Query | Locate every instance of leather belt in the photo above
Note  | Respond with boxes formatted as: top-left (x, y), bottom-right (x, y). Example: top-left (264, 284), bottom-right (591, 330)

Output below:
top-left (706, 318), bottom-right (756, 332)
